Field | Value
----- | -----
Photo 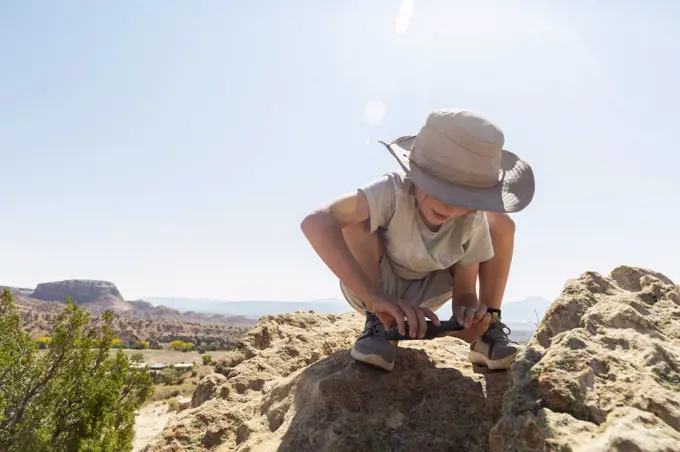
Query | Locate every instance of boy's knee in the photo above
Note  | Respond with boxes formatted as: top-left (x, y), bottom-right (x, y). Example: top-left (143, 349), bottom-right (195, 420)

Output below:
top-left (486, 212), bottom-right (515, 238)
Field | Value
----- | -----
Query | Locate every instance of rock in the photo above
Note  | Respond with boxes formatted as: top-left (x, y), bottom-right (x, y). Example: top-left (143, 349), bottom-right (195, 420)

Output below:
top-left (142, 266), bottom-right (680, 452)
top-left (192, 373), bottom-right (228, 408)
top-left (143, 312), bottom-right (511, 451)
top-left (177, 397), bottom-right (193, 412)
top-left (491, 266), bottom-right (680, 451)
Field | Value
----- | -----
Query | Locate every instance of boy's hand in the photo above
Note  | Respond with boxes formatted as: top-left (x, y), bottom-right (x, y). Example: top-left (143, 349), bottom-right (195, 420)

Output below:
top-left (365, 295), bottom-right (440, 339)
top-left (452, 293), bottom-right (488, 329)
top-left (450, 293), bottom-right (490, 344)
top-left (448, 312), bottom-right (491, 344)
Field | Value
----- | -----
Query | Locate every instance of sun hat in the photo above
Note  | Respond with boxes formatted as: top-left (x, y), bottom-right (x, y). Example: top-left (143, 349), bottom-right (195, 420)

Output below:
top-left (379, 108), bottom-right (535, 213)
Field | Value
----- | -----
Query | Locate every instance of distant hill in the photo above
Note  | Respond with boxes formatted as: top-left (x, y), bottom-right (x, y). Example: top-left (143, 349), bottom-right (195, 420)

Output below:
top-left (31, 279), bottom-right (134, 314)
top-left (496, 296), bottom-right (552, 323)
top-left (142, 297), bottom-right (352, 318)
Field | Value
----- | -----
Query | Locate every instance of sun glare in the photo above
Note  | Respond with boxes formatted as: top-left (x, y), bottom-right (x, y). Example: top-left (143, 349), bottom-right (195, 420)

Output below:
top-left (395, 0), bottom-right (415, 34)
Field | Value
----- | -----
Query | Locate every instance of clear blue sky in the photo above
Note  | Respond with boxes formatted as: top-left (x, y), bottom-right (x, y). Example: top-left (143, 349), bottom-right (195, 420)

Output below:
top-left (1, 1), bottom-right (678, 303)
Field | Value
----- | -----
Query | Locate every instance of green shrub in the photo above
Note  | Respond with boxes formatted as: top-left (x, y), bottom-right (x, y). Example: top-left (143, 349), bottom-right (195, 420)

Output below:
top-left (35, 336), bottom-right (51, 349)
top-left (0, 289), bottom-right (153, 452)
top-left (169, 340), bottom-right (194, 352)
top-left (167, 398), bottom-right (179, 411)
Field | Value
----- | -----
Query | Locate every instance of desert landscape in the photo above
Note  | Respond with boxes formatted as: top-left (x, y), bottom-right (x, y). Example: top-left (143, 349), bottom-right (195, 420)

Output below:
top-left (5, 267), bottom-right (680, 451)
top-left (3, 280), bottom-right (255, 350)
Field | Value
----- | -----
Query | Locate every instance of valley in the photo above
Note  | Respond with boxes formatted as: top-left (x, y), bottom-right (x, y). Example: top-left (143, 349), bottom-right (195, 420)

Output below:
top-left (3, 281), bottom-right (255, 350)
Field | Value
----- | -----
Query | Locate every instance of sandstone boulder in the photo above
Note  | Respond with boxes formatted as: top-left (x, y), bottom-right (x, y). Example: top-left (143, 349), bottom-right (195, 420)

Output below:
top-left (143, 311), bottom-right (511, 451)
top-left (492, 266), bottom-right (680, 451)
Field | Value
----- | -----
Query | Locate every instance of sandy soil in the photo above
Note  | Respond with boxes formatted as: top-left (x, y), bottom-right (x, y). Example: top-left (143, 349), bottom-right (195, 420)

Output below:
top-left (132, 402), bottom-right (176, 452)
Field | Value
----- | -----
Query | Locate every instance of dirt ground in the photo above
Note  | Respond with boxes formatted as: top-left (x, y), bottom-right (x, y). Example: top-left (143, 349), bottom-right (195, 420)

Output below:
top-left (132, 354), bottom-right (219, 449)
top-left (132, 402), bottom-right (176, 452)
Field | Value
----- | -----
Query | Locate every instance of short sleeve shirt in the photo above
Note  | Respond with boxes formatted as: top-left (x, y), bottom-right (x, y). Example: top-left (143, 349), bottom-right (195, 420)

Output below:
top-left (359, 172), bottom-right (494, 280)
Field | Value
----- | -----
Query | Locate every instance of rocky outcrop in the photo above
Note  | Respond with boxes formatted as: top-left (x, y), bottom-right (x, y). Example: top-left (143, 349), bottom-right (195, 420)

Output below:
top-left (177, 398), bottom-right (193, 412)
top-left (143, 312), bottom-right (512, 452)
top-left (31, 279), bottom-right (132, 313)
top-left (191, 373), bottom-right (228, 408)
top-left (492, 266), bottom-right (680, 451)
top-left (142, 266), bottom-right (680, 452)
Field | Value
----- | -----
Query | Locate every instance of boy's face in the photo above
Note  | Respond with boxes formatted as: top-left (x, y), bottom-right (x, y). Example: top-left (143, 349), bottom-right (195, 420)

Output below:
top-left (414, 186), bottom-right (474, 228)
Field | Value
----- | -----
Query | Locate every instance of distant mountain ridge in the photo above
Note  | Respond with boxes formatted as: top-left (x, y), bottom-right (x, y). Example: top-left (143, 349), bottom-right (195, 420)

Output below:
top-left (142, 297), bottom-right (350, 318)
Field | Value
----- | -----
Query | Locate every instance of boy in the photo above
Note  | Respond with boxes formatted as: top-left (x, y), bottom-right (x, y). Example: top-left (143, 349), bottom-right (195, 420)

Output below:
top-left (301, 108), bottom-right (535, 372)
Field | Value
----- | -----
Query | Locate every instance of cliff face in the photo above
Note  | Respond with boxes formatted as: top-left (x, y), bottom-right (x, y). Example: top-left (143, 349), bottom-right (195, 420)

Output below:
top-left (142, 266), bottom-right (680, 452)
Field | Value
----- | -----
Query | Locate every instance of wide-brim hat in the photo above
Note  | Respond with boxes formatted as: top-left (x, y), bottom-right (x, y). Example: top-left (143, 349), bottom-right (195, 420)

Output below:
top-left (379, 108), bottom-right (535, 213)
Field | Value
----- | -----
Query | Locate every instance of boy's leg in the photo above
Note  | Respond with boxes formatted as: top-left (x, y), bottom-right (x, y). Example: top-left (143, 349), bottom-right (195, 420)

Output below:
top-left (469, 212), bottom-right (519, 370)
top-left (341, 222), bottom-right (398, 371)
top-left (478, 212), bottom-right (515, 310)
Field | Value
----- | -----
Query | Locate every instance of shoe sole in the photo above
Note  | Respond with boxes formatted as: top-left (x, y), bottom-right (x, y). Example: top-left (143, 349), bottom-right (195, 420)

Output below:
top-left (467, 349), bottom-right (518, 370)
top-left (350, 347), bottom-right (394, 372)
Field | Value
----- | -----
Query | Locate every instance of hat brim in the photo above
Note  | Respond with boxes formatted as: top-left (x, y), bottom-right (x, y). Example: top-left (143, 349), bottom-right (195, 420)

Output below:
top-left (380, 136), bottom-right (535, 213)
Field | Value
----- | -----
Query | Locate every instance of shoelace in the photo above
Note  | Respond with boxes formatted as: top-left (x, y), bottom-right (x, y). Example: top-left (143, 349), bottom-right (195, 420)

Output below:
top-left (363, 313), bottom-right (384, 335)
top-left (484, 320), bottom-right (515, 344)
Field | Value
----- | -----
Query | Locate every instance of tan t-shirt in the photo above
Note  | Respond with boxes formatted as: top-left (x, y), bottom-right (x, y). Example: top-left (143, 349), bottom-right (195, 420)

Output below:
top-left (359, 172), bottom-right (494, 280)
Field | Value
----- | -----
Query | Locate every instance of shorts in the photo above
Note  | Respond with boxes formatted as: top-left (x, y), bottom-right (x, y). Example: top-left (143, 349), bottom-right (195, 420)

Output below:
top-left (340, 255), bottom-right (453, 315)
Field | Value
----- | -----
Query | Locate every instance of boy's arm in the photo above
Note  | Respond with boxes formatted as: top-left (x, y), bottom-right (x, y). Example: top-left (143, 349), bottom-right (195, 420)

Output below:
top-left (301, 175), bottom-right (438, 338)
top-left (450, 262), bottom-right (483, 328)
top-left (300, 190), bottom-right (379, 306)
top-left (449, 213), bottom-right (495, 328)
top-left (301, 188), bottom-right (430, 337)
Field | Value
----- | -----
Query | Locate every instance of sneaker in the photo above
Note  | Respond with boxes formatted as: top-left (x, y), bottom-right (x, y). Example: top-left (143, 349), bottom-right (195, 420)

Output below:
top-left (468, 314), bottom-right (519, 370)
top-left (350, 312), bottom-right (396, 371)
